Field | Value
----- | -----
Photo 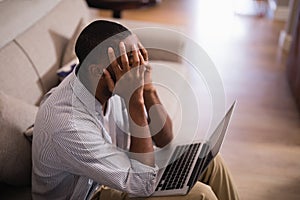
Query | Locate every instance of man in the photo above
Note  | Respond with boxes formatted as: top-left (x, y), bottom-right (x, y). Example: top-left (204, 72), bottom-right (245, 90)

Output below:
top-left (32, 20), bottom-right (239, 200)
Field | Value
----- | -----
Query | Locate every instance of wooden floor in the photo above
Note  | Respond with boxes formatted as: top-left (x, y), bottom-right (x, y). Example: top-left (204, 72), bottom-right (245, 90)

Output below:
top-left (96, 0), bottom-right (300, 199)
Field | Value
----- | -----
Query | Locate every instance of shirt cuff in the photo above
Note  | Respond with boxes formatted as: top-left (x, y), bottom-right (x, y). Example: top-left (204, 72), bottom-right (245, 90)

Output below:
top-left (129, 159), bottom-right (159, 196)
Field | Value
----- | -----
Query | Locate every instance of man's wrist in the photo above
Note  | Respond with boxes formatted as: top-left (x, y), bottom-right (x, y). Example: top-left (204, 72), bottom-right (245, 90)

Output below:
top-left (126, 96), bottom-right (147, 126)
top-left (143, 88), bottom-right (161, 107)
top-left (143, 87), bottom-right (157, 98)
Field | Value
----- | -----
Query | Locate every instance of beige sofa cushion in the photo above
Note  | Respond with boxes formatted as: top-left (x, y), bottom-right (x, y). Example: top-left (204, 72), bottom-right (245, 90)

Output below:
top-left (0, 92), bottom-right (38, 186)
top-left (61, 18), bottom-right (85, 65)
top-left (0, 0), bottom-right (61, 49)
top-left (15, 0), bottom-right (89, 93)
top-left (0, 42), bottom-right (43, 105)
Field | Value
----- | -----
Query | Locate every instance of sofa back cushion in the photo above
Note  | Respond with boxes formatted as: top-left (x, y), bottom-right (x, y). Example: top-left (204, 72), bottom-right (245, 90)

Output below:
top-left (15, 0), bottom-right (89, 95)
top-left (0, 0), bottom-right (61, 49)
top-left (0, 42), bottom-right (43, 105)
top-left (0, 0), bottom-right (89, 105)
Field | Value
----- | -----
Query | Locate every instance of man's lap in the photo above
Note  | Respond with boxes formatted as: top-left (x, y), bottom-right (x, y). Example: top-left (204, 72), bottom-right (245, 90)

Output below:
top-left (91, 154), bottom-right (239, 200)
top-left (93, 182), bottom-right (217, 200)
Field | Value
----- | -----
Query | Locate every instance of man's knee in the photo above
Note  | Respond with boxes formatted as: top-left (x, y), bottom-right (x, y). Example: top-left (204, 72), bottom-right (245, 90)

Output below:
top-left (199, 154), bottom-right (226, 183)
top-left (188, 182), bottom-right (218, 200)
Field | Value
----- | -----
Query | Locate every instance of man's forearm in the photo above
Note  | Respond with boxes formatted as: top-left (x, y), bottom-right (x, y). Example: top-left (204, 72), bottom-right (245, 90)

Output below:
top-left (127, 98), bottom-right (154, 167)
top-left (143, 89), bottom-right (173, 148)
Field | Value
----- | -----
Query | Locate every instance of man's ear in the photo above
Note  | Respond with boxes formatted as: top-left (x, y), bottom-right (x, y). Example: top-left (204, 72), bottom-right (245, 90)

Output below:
top-left (88, 64), bottom-right (102, 78)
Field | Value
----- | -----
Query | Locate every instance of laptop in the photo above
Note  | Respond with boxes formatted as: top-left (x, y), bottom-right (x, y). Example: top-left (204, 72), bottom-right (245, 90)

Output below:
top-left (151, 101), bottom-right (236, 196)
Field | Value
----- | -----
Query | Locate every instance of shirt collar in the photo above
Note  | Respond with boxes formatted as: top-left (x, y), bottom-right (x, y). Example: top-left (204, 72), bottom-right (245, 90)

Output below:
top-left (70, 66), bottom-right (103, 116)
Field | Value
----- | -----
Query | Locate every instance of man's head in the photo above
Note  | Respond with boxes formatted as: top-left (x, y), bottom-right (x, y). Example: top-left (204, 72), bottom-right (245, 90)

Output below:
top-left (75, 20), bottom-right (132, 75)
top-left (74, 20), bottom-right (145, 102)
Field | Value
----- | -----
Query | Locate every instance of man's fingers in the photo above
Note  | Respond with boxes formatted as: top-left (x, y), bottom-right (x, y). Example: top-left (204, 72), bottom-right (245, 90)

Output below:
top-left (138, 52), bottom-right (146, 77)
top-left (108, 47), bottom-right (122, 80)
top-left (103, 68), bottom-right (114, 93)
top-left (108, 47), bottom-right (117, 65)
top-left (119, 42), bottom-right (130, 71)
top-left (131, 44), bottom-right (140, 68)
top-left (138, 42), bottom-right (148, 62)
top-left (138, 50), bottom-right (146, 65)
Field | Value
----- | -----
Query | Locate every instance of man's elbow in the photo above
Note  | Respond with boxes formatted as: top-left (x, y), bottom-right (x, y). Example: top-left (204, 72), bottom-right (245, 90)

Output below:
top-left (126, 180), bottom-right (156, 197)
top-left (138, 183), bottom-right (156, 197)
top-left (155, 127), bottom-right (174, 148)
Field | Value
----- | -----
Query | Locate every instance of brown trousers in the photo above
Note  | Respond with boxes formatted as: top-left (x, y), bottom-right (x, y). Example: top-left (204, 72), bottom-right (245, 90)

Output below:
top-left (91, 154), bottom-right (239, 200)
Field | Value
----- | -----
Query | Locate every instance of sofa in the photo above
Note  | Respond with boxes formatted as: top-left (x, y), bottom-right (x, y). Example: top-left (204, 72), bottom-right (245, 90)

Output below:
top-left (0, 0), bottom-right (186, 199)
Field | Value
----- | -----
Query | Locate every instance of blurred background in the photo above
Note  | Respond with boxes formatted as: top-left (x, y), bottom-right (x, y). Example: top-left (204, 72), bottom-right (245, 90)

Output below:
top-left (89, 0), bottom-right (300, 199)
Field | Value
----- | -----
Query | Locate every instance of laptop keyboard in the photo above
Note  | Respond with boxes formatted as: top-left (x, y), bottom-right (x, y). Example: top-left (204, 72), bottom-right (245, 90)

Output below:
top-left (155, 143), bottom-right (201, 191)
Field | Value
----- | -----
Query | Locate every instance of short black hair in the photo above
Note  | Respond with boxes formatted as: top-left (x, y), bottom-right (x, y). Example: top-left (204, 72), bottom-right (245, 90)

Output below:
top-left (75, 20), bottom-right (131, 71)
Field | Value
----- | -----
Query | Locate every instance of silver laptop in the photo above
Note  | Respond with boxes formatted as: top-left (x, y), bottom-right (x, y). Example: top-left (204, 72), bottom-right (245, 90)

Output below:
top-left (151, 101), bottom-right (236, 197)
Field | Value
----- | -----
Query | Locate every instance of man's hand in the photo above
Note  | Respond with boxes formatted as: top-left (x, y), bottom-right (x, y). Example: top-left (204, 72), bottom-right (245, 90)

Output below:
top-left (104, 42), bottom-right (146, 104)
top-left (103, 41), bottom-right (154, 167)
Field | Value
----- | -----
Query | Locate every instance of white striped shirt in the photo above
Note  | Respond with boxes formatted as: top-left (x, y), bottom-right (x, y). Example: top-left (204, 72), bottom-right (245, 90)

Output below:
top-left (32, 68), bottom-right (158, 200)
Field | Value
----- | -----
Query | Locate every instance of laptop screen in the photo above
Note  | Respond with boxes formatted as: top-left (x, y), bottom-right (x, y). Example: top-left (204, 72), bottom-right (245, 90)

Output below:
top-left (209, 102), bottom-right (235, 157)
top-left (187, 101), bottom-right (236, 190)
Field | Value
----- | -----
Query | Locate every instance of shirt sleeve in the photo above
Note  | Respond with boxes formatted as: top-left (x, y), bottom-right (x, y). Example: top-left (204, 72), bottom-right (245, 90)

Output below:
top-left (52, 118), bottom-right (158, 197)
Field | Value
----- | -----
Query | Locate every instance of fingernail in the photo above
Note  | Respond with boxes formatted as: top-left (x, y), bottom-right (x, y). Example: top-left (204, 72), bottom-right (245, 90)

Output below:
top-left (108, 47), bottom-right (113, 53)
